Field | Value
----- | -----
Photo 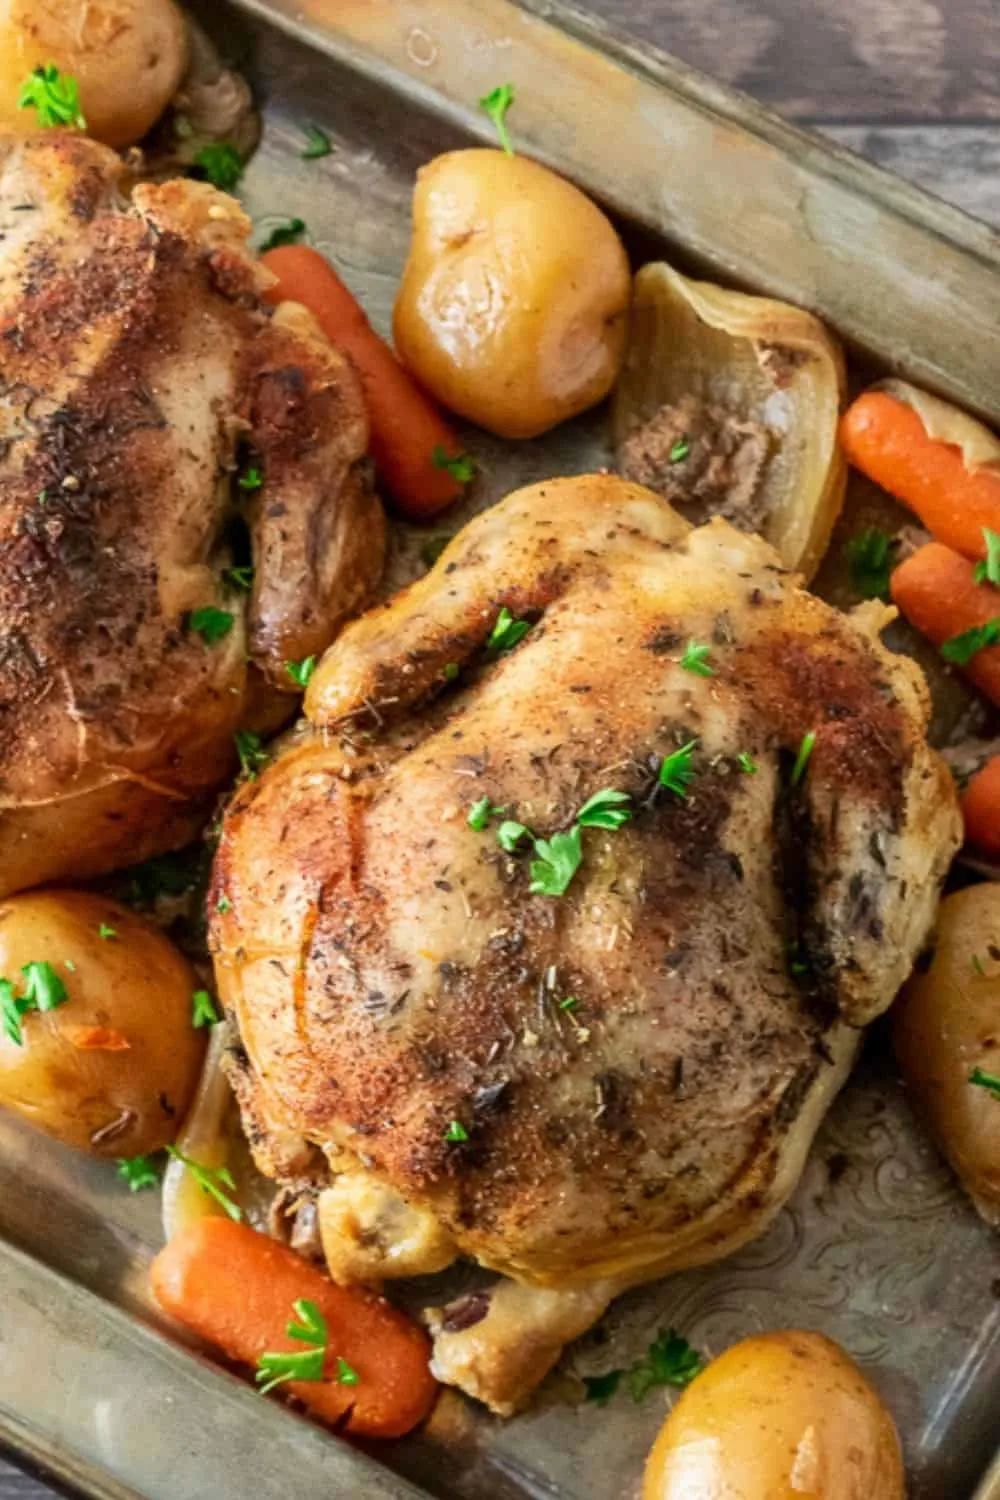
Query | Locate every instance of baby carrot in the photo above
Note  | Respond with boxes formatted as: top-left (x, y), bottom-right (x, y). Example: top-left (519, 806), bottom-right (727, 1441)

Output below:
top-left (261, 244), bottom-right (467, 519)
top-left (891, 542), bottom-right (1000, 706)
top-left (961, 756), bottom-right (1000, 860)
top-left (150, 1217), bottom-right (436, 1438)
top-left (841, 390), bottom-right (1000, 560)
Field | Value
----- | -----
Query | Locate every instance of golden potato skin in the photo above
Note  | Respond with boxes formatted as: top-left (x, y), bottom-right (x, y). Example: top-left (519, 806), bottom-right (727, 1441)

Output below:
top-left (393, 149), bottom-right (630, 439)
top-left (893, 884), bottom-right (1000, 1224)
top-left (643, 1330), bottom-right (905, 1500)
top-left (0, 890), bottom-right (205, 1156)
top-left (0, 0), bottom-right (188, 147)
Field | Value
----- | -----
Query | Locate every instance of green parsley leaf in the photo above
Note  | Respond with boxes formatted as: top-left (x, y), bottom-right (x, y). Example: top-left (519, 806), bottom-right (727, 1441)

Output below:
top-left (98, 923), bottom-right (118, 941)
top-left (431, 445), bottom-right (476, 483)
top-left (445, 1120), bottom-right (469, 1143)
top-left (575, 788), bottom-right (633, 830)
top-left (468, 797), bottom-right (505, 831)
top-left (302, 125), bottom-right (332, 160)
top-left (192, 989), bottom-right (219, 1029)
top-left (224, 564), bottom-right (255, 591)
top-left (487, 606), bottom-right (530, 654)
top-left (974, 527), bottom-right (1000, 586)
top-left (844, 527), bottom-right (895, 602)
top-left (529, 826), bottom-right (583, 897)
top-left (0, 979), bottom-right (26, 1047)
top-left (286, 656), bottom-right (317, 689)
top-left (668, 437), bottom-right (690, 464)
top-left (497, 820), bottom-right (531, 853)
top-left (256, 1302), bottom-right (328, 1395)
top-left (18, 65), bottom-right (86, 130)
top-left (189, 606), bottom-right (235, 645)
top-left (969, 1066), bottom-right (1000, 1099)
top-left (288, 1298), bottom-right (327, 1345)
top-left (679, 641), bottom-right (714, 677)
top-left (216, 895), bottom-right (232, 914)
top-left (336, 1357), bottom-right (360, 1385)
top-left (790, 730), bottom-right (817, 786)
top-left (559, 995), bottom-right (579, 1011)
top-left (442, 662), bottom-right (460, 682)
top-left (421, 535), bottom-right (452, 568)
top-left (116, 1154), bottom-right (161, 1192)
top-left (479, 83), bottom-right (516, 154)
top-left (194, 143), bottom-right (243, 192)
top-left (628, 1328), bottom-right (704, 1401)
top-left (235, 730), bottom-right (269, 780)
top-left (166, 1147), bottom-right (242, 1221)
top-left (972, 953), bottom-right (986, 977)
top-left (658, 739), bottom-right (698, 797)
top-left (583, 1369), bottom-right (623, 1404)
top-left (237, 466), bottom-right (263, 493)
top-left (942, 618), bottom-right (1000, 666)
top-left (21, 961), bottom-right (67, 1012)
top-left (259, 218), bottom-right (307, 253)
top-left (737, 751), bottom-right (758, 775)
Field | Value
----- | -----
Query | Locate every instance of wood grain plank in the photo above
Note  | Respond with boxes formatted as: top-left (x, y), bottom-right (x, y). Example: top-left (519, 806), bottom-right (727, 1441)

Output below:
top-left (824, 124), bottom-right (1000, 225)
top-left (584, 0), bottom-right (1000, 121)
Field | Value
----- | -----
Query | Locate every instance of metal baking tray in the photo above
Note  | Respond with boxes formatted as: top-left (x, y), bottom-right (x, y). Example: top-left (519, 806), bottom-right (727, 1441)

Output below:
top-left (1, 2), bottom-right (999, 1497)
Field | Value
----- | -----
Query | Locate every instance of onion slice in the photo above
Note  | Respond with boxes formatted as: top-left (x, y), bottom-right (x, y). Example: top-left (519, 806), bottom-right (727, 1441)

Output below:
top-left (161, 1019), bottom-right (236, 1242)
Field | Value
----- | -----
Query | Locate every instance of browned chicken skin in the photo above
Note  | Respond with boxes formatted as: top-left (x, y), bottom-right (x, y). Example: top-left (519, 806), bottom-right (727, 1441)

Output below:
top-left (0, 131), bottom-right (384, 896)
top-left (211, 474), bottom-right (959, 1412)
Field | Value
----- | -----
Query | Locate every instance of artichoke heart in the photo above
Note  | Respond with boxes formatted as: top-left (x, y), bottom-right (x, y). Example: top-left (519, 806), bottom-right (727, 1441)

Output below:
top-left (613, 261), bottom-right (847, 579)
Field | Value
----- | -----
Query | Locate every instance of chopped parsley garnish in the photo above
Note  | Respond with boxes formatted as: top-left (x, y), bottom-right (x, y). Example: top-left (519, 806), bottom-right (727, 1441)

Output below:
top-left (216, 895), bottom-right (232, 914)
top-left (189, 606), bottom-right (235, 645)
top-left (1, 961), bottom-right (69, 1046)
top-left (237, 466), bottom-right (263, 493)
top-left (679, 640), bottom-right (713, 677)
top-left (235, 730), bottom-right (269, 780)
top-left (18, 65), bottom-right (86, 130)
top-left (790, 730), bottom-right (816, 786)
top-left (335, 1357), bottom-right (359, 1385)
top-left (576, 788), bottom-right (633, 830)
top-left (479, 83), bottom-right (515, 154)
top-left (559, 995), bottom-right (579, 1011)
top-left (259, 218), bottom-right (307, 253)
top-left (256, 1298), bottom-right (328, 1395)
top-left (421, 535), bottom-right (452, 568)
top-left (442, 662), bottom-right (460, 682)
top-left (583, 1369), bottom-right (622, 1404)
top-left (194, 143), bottom-right (243, 192)
top-left (584, 1328), bottom-right (703, 1405)
top-left (969, 1066), bottom-right (1000, 1099)
top-left (972, 953), bottom-right (986, 976)
top-left (302, 125), bottom-right (332, 160)
top-left (737, 751), bottom-right (758, 775)
top-left (166, 1147), bottom-right (241, 1220)
top-left (487, 606), bottom-right (531, 654)
top-left (497, 819), bottom-right (531, 853)
top-left (468, 797), bottom-right (505, 831)
top-left (669, 437), bottom-right (691, 464)
top-left (286, 656), bottom-right (316, 689)
top-left (116, 1154), bottom-right (161, 1192)
top-left (941, 618), bottom-right (1000, 666)
top-left (431, 446), bottom-right (476, 483)
top-left (444, 1120), bottom-right (469, 1143)
top-left (844, 527), bottom-right (895, 602)
top-left (192, 989), bottom-right (220, 1028)
top-left (529, 826), bottom-right (583, 897)
top-left (225, 565), bottom-right (255, 591)
top-left (658, 739), bottom-right (698, 797)
top-left (974, 527), bottom-right (1000, 586)
top-left (98, 923), bottom-right (118, 941)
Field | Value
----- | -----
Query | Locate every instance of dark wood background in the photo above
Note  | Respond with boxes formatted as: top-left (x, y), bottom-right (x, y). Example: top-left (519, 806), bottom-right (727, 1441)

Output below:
top-left (3, 1), bottom-right (997, 1496)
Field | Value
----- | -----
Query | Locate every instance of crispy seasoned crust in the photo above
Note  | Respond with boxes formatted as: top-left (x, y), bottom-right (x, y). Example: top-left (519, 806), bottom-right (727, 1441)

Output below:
top-left (0, 132), bottom-right (384, 895)
top-left (211, 475), bottom-right (960, 1293)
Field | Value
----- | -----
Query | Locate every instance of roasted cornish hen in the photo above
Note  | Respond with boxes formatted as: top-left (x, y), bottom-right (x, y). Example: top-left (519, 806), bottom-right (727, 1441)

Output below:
top-left (0, 131), bottom-right (383, 896)
top-left (210, 474), bottom-right (960, 1413)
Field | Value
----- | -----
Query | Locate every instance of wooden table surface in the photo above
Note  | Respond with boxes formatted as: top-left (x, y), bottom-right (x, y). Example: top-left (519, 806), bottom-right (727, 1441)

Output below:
top-left (3, 0), bottom-right (998, 1496)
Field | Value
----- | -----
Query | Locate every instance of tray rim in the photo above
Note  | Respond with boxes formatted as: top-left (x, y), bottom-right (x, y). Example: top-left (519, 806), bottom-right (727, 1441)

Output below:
top-left (1, 1), bottom-right (999, 1497)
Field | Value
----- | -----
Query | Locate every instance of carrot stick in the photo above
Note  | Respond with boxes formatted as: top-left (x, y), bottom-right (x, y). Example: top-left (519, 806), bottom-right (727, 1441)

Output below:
top-left (891, 542), bottom-right (1000, 706)
top-left (150, 1218), bottom-right (436, 1438)
top-left (961, 756), bottom-right (1000, 860)
top-left (261, 244), bottom-right (466, 520)
top-left (841, 391), bottom-right (1000, 559)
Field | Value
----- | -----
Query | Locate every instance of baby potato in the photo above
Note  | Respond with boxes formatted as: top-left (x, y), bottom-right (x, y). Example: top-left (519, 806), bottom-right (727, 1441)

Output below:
top-left (0, 890), bottom-right (205, 1156)
top-left (0, 0), bottom-right (188, 148)
top-left (893, 884), bottom-right (1000, 1224)
top-left (393, 149), bottom-right (630, 439)
top-left (643, 1330), bottom-right (905, 1500)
